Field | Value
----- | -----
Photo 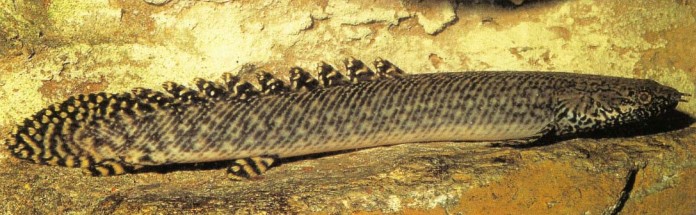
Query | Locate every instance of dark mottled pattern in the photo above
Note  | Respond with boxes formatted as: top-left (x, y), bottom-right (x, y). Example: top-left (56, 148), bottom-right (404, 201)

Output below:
top-left (6, 65), bottom-right (686, 175)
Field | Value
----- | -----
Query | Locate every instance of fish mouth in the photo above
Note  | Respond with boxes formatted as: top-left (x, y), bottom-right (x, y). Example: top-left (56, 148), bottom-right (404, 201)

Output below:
top-left (678, 92), bottom-right (691, 102)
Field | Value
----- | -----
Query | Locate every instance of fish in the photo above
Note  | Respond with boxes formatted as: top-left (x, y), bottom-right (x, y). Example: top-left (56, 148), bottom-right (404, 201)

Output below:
top-left (5, 58), bottom-right (689, 179)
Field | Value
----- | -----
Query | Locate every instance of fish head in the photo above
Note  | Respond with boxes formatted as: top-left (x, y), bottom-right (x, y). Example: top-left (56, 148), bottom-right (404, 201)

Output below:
top-left (553, 76), bottom-right (688, 135)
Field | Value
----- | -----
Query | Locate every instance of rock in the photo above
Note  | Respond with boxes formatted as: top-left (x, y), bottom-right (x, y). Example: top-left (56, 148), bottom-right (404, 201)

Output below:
top-left (1, 117), bottom-right (694, 213)
top-left (510, 0), bottom-right (526, 5)
top-left (411, 0), bottom-right (458, 35)
top-left (143, 0), bottom-right (171, 6)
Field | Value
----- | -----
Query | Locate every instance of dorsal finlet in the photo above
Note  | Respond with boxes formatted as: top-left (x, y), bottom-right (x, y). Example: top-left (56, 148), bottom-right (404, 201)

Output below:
top-left (317, 62), bottom-right (350, 87)
top-left (233, 81), bottom-right (260, 100)
top-left (373, 58), bottom-right (405, 78)
top-left (194, 78), bottom-right (227, 99)
top-left (289, 67), bottom-right (319, 92)
top-left (220, 72), bottom-right (240, 92)
top-left (219, 72), bottom-right (261, 100)
top-left (161, 82), bottom-right (200, 103)
top-left (343, 57), bottom-right (377, 83)
top-left (256, 71), bottom-right (290, 95)
top-left (134, 58), bottom-right (406, 104)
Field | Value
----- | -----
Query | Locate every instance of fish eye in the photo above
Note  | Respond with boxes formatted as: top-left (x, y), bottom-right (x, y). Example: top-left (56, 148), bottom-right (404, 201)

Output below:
top-left (637, 91), bottom-right (652, 104)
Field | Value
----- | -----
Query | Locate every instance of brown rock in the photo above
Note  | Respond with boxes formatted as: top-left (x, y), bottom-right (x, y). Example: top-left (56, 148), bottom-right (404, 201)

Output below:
top-left (1, 117), bottom-right (694, 214)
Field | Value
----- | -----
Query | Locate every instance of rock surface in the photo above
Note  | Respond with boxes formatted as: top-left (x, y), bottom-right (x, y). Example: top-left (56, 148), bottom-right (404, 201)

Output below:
top-left (1, 117), bottom-right (694, 214)
top-left (1, 0), bottom-right (695, 214)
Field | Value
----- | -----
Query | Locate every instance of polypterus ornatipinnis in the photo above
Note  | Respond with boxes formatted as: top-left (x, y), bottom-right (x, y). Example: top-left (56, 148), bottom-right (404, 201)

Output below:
top-left (5, 58), bottom-right (689, 179)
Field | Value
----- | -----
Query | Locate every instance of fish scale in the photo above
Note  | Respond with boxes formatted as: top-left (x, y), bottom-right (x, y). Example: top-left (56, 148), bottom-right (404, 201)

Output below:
top-left (109, 73), bottom-right (555, 164)
top-left (6, 59), bottom-right (687, 178)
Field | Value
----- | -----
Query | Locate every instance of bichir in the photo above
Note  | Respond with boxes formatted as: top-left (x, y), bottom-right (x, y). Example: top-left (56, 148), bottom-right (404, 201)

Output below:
top-left (5, 58), bottom-right (689, 179)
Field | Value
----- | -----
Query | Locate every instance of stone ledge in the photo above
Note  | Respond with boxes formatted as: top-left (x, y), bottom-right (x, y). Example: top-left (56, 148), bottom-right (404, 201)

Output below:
top-left (1, 121), bottom-right (694, 214)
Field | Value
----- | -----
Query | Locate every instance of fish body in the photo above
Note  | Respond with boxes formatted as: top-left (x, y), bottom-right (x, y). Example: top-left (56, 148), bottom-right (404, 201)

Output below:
top-left (6, 59), bottom-right (687, 177)
top-left (121, 72), bottom-right (557, 165)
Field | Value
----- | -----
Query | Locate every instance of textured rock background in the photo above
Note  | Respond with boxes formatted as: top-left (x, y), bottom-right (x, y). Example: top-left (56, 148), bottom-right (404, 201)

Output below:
top-left (0, 0), bottom-right (695, 214)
